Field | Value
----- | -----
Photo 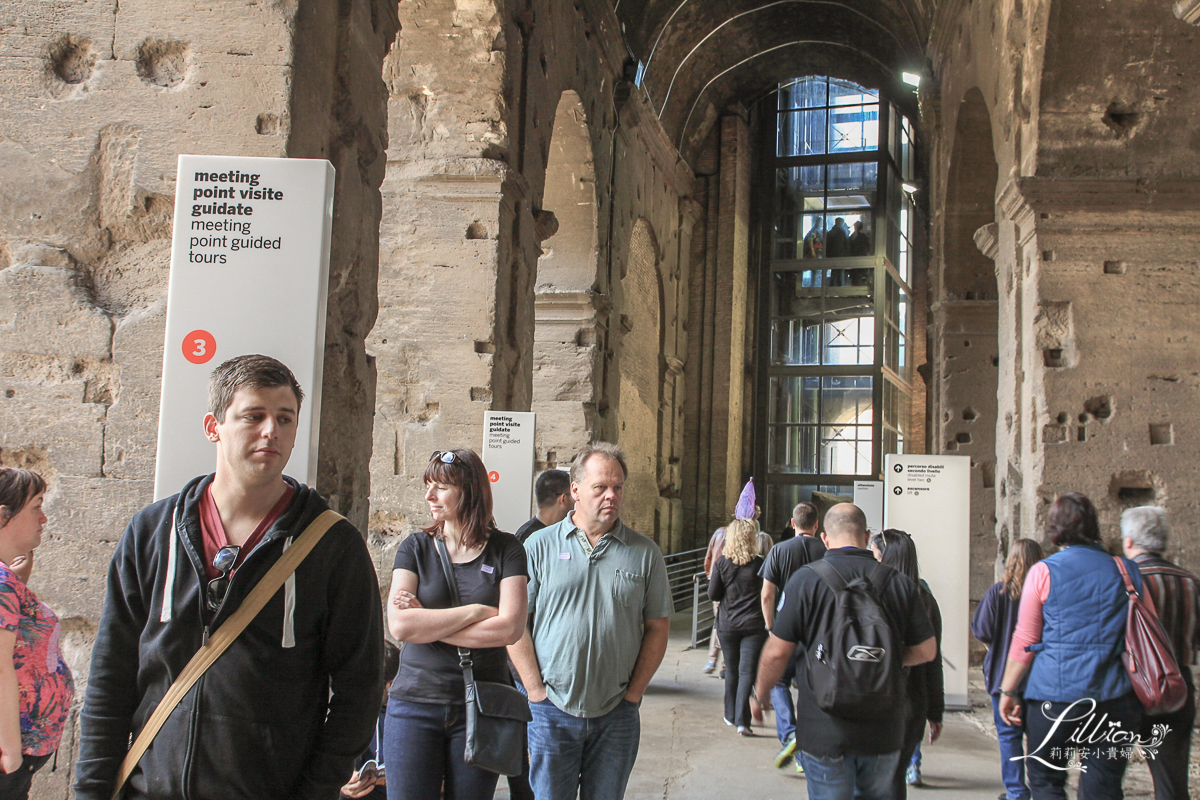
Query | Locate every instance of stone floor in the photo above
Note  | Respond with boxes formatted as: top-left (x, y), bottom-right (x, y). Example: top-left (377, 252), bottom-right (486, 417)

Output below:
top-left (497, 614), bottom-right (1194, 799)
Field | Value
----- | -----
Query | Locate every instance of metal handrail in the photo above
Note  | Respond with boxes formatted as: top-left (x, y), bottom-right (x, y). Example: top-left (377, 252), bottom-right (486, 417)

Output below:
top-left (690, 572), bottom-right (714, 649)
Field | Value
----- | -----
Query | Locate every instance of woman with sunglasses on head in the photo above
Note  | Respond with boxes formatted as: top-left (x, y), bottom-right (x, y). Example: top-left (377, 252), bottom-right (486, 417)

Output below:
top-left (869, 529), bottom-right (942, 799)
top-left (0, 468), bottom-right (73, 799)
top-left (384, 449), bottom-right (529, 800)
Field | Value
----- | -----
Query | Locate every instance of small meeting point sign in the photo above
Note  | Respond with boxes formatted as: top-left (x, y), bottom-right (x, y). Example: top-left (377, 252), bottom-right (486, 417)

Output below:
top-left (483, 412), bottom-right (535, 533)
top-left (154, 155), bottom-right (336, 500)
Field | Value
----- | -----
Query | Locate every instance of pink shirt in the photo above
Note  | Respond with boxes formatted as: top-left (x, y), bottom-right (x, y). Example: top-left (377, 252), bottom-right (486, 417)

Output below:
top-left (1009, 559), bottom-right (1154, 665)
top-left (0, 563), bottom-right (74, 755)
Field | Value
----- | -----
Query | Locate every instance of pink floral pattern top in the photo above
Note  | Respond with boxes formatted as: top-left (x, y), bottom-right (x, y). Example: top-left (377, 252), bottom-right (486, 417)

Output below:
top-left (0, 562), bottom-right (73, 756)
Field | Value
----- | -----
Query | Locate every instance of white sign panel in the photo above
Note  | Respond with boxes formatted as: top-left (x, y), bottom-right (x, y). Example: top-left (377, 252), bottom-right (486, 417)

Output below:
top-left (885, 454), bottom-right (971, 710)
top-left (482, 412), bottom-right (536, 534)
top-left (853, 481), bottom-right (884, 532)
top-left (154, 155), bottom-right (336, 500)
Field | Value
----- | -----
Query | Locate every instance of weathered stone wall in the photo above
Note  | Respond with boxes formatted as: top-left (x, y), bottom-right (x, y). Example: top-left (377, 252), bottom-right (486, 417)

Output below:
top-left (929, 0), bottom-right (1200, 621)
top-left (926, 0), bottom-right (1050, 633)
top-left (0, 1), bottom-right (396, 795)
top-left (369, 0), bottom-right (696, 554)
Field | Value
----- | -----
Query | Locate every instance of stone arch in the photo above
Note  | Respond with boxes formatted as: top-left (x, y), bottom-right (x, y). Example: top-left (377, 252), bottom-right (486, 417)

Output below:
top-left (618, 218), bottom-right (664, 541)
top-left (943, 87), bottom-right (999, 302)
top-left (934, 86), bottom-right (1004, 587)
top-left (532, 90), bottom-right (603, 471)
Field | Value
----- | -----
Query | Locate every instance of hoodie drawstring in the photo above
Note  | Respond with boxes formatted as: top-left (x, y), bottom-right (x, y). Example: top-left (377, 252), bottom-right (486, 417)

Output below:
top-left (160, 504), bottom-right (179, 623)
top-left (281, 535), bottom-right (296, 648)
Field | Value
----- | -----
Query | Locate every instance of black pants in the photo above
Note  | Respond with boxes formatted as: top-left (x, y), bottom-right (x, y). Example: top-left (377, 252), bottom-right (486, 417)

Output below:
top-left (0, 753), bottom-right (52, 800)
top-left (892, 706), bottom-right (927, 800)
top-left (1140, 672), bottom-right (1195, 800)
top-left (717, 628), bottom-right (768, 727)
top-left (1024, 692), bottom-right (1141, 800)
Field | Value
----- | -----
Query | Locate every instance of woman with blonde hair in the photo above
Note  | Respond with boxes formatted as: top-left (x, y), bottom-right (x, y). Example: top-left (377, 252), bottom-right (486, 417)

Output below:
top-left (707, 518), bottom-right (767, 735)
top-left (971, 538), bottom-right (1044, 800)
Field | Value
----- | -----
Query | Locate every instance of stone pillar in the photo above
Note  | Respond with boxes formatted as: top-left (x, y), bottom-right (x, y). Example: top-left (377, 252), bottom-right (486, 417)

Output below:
top-left (0, 2), bottom-right (398, 796)
top-left (1014, 178), bottom-right (1200, 565)
top-left (708, 112), bottom-right (752, 524)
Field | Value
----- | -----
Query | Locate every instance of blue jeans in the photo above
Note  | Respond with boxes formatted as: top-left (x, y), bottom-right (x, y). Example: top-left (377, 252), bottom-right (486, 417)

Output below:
top-left (717, 628), bottom-right (767, 727)
top-left (991, 694), bottom-right (1031, 800)
top-left (772, 655), bottom-right (797, 744)
top-left (528, 696), bottom-right (640, 800)
top-left (798, 750), bottom-right (900, 800)
top-left (383, 697), bottom-right (500, 800)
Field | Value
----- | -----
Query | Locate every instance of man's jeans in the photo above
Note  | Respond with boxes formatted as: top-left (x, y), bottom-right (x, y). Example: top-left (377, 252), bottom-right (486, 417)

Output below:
top-left (528, 697), bottom-right (640, 800)
top-left (798, 750), bottom-right (900, 800)
top-left (772, 657), bottom-right (797, 744)
top-left (991, 694), bottom-right (1031, 800)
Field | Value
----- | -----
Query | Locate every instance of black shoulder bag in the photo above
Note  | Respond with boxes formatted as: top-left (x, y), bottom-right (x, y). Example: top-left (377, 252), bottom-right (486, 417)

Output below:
top-left (434, 537), bottom-right (532, 776)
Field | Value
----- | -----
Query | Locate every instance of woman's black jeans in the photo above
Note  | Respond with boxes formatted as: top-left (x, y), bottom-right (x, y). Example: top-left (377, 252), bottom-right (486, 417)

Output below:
top-left (1023, 692), bottom-right (1141, 800)
top-left (716, 628), bottom-right (768, 728)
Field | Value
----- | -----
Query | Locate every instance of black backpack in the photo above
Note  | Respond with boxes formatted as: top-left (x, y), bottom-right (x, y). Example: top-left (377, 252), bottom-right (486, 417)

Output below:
top-left (804, 559), bottom-right (905, 720)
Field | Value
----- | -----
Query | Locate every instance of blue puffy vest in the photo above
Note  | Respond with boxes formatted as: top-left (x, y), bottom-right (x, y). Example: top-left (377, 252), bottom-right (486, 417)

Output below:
top-left (1024, 543), bottom-right (1141, 703)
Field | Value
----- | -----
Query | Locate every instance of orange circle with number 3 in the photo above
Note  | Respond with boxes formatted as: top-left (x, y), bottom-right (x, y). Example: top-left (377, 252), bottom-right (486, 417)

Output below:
top-left (183, 330), bottom-right (216, 364)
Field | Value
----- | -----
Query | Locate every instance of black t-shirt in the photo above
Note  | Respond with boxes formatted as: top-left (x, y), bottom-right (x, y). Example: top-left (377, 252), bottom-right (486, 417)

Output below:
top-left (390, 531), bottom-right (528, 704)
top-left (760, 534), bottom-right (826, 588)
top-left (772, 548), bottom-right (935, 756)
top-left (514, 516), bottom-right (546, 544)
top-left (708, 555), bottom-right (766, 632)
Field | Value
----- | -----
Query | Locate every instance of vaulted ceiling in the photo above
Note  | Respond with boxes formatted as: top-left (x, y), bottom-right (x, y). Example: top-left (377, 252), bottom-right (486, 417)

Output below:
top-left (613, 0), bottom-right (932, 160)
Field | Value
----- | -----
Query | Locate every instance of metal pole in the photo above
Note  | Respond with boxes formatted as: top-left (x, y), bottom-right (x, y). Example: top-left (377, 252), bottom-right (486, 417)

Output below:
top-left (691, 573), bottom-right (702, 649)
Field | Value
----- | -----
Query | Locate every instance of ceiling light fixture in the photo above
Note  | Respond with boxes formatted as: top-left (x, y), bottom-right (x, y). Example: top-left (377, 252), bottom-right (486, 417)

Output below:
top-left (902, 72), bottom-right (921, 88)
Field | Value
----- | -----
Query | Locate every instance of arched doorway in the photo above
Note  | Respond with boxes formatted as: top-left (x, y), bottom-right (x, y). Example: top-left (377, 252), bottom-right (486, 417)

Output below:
top-left (533, 91), bottom-right (602, 472)
top-left (934, 86), bottom-right (1002, 581)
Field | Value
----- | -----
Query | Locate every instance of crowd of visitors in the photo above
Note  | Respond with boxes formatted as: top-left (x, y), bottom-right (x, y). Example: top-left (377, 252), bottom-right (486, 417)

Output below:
top-left (0, 352), bottom-right (1194, 800)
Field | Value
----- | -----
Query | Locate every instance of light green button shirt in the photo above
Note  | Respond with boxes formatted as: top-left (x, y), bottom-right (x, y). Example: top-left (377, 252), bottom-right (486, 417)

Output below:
top-left (525, 513), bottom-right (673, 717)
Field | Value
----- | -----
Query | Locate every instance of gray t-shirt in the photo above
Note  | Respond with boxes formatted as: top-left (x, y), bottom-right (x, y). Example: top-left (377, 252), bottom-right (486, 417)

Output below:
top-left (525, 514), bottom-right (673, 717)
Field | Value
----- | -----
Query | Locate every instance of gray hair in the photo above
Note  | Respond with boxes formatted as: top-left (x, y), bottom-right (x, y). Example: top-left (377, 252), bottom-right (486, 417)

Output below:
top-left (1121, 506), bottom-right (1170, 555)
top-left (570, 442), bottom-right (628, 483)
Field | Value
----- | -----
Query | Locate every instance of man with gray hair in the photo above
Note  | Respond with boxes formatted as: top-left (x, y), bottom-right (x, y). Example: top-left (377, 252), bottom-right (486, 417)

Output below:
top-left (1121, 506), bottom-right (1200, 800)
top-left (508, 442), bottom-right (672, 800)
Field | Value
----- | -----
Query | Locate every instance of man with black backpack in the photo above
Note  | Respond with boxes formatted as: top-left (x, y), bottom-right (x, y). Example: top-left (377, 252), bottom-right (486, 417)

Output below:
top-left (750, 503), bottom-right (936, 799)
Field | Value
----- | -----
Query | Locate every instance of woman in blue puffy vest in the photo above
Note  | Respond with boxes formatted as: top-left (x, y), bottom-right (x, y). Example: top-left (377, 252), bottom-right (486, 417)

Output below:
top-left (997, 493), bottom-right (1146, 799)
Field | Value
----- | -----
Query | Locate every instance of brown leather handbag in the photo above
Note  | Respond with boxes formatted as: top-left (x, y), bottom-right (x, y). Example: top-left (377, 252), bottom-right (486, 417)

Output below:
top-left (1114, 557), bottom-right (1187, 715)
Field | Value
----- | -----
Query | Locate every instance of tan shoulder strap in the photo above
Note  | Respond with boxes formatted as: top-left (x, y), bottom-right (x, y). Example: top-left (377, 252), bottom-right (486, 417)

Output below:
top-left (109, 509), bottom-right (343, 800)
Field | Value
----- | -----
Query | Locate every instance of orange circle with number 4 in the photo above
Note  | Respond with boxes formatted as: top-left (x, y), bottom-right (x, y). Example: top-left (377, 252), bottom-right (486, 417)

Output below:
top-left (488, 471), bottom-right (500, 483)
top-left (183, 330), bottom-right (217, 365)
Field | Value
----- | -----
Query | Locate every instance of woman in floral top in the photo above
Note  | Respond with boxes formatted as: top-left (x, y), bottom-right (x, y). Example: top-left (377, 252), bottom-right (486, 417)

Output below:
top-left (0, 468), bottom-right (73, 799)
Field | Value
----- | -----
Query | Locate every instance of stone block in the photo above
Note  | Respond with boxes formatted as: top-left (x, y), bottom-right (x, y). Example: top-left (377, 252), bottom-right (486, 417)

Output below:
top-left (0, 264), bottom-right (112, 358)
top-left (104, 294), bottom-right (166, 480)
top-left (0, 379), bottom-right (106, 476)
top-left (33, 476), bottom-right (153, 619)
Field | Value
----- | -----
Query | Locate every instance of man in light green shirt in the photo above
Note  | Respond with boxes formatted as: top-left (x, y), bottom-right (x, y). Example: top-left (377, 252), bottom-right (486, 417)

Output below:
top-left (508, 443), bottom-right (672, 800)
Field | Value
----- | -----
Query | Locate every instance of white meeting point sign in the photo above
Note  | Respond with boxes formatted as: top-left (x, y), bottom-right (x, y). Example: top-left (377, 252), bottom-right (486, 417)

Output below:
top-left (153, 155), bottom-right (336, 500)
top-left (482, 412), bottom-right (536, 534)
top-left (885, 454), bottom-right (972, 710)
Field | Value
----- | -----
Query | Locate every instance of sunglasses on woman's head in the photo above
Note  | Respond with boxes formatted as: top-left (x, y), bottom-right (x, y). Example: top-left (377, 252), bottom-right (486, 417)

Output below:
top-left (430, 451), bottom-right (459, 464)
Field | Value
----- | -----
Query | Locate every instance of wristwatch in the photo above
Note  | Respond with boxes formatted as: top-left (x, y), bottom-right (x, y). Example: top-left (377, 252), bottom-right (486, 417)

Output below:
top-left (999, 689), bottom-right (1020, 697)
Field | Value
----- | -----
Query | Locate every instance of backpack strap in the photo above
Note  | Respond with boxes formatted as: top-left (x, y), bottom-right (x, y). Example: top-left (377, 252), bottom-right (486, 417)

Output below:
top-left (808, 558), bottom-right (847, 591)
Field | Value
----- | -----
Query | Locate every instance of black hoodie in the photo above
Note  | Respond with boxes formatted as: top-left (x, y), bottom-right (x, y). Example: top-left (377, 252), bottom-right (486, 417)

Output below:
top-left (74, 475), bottom-right (384, 800)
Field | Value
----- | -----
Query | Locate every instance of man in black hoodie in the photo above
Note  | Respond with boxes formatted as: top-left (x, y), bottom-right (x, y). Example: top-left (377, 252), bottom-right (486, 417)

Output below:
top-left (75, 355), bottom-right (384, 800)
